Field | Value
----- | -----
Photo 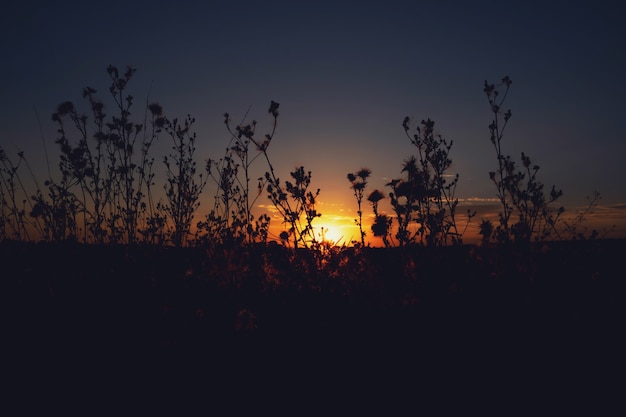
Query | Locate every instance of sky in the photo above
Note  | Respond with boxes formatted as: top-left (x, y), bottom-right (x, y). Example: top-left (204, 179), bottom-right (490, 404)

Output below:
top-left (2, 0), bottom-right (625, 245)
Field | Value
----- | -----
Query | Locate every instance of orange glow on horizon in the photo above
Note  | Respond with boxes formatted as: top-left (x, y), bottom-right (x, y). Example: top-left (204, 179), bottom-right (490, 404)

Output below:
top-left (265, 205), bottom-right (485, 247)
top-left (267, 213), bottom-right (361, 246)
top-left (314, 221), bottom-right (355, 246)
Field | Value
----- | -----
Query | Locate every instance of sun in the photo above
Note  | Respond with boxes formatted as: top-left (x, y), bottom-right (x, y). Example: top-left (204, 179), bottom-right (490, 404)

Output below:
top-left (314, 222), bottom-right (352, 245)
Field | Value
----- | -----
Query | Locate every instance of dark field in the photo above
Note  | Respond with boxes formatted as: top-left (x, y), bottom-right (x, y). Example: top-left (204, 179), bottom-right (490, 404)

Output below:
top-left (3, 240), bottom-right (624, 411)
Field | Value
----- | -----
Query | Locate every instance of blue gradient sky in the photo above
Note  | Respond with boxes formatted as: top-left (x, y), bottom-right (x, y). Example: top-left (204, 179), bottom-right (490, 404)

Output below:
top-left (2, 0), bottom-right (625, 243)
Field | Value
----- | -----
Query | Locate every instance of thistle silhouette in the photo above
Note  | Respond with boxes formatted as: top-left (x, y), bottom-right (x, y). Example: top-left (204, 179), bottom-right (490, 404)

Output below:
top-left (347, 168), bottom-right (371, 247)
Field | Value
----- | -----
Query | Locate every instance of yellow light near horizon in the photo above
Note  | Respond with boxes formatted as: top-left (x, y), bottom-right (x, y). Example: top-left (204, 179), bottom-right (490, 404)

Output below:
top-left (314, 222), bottom-right (354, 246)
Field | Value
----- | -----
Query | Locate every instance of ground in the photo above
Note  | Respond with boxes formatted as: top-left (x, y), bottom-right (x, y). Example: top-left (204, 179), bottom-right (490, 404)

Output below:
top-left (2, 240), bottom-right (623, 412)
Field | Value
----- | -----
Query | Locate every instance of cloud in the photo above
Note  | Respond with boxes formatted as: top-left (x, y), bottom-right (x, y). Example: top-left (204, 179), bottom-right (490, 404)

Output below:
top-left (458, 197), bottom-right (501, 204)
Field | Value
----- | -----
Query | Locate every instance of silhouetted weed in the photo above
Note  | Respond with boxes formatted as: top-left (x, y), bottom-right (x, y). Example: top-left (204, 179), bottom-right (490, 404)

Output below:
top-left (160, 114), bottom-right (208, 247)
top-left (483, 76), bottom-right (565, 245)
top-left (347, 168), bottom-right (372, 247)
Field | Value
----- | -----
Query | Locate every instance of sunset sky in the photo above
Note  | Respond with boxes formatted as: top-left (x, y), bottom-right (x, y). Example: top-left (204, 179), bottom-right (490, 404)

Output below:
top-left (2, 0), bottom-right (625, 245)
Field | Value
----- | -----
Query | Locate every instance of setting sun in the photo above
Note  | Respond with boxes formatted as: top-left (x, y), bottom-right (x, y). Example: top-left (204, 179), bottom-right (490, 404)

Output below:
top-left (314, 222), bottom-right (352, 245)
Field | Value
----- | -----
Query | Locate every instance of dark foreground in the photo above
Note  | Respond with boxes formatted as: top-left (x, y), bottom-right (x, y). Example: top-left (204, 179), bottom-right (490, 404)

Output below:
top-left (3, 239), bottom-right (624, 412)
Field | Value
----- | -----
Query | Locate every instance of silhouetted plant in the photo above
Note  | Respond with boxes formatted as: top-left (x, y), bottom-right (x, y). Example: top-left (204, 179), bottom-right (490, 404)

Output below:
top-left (0, 144), bottom-right (84, 243)
top-left (30, 178), bottom-right (79, 242)
top-left (266, 166), bottom-right (321, 249)
top-left (380, 117), bottom-right (471, 247)
top-left (0, 148), bottom-right (45, 241)
top-left (398, 117), bottom-right (474, 246)
top-left (49, 65), bottom-right (165, 244)
top-left (0, 148), bottom-right (27, 240)
top-left (367, 189), bottom-right (391, 247)
top-left (385, 162), bottom-right (422, 247)
top-left (478, 218), bottom-right (494, 247)
top-left (200, 103), bottom-right (276, 246)
top-left (347, 168), bottom-right (371, 247)
top-left (200, 153), bottom-right (238, 245)
top-left (201, 101), bottom-right (321, 249)
top-left (52, 89), bottom-right (113, 242)
top-left (484, 76), bottom-right (563, 244)
top-left (160, 114), bottom-right (208, 247)
top-left (557, 190), bottom-right (606, 240)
